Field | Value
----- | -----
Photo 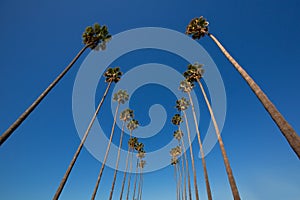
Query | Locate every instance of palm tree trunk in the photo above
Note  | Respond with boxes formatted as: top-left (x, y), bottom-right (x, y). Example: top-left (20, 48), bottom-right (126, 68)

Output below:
top-left (188, 92), bottom-right (213, 200)
top-left (183, 111), bottom-right (199, 200)
top-left (91, 102), bottom-right (121, 200)
top-left (177, 162), bottom-right (183, 200)
top-left (197, 79), bottom-right (240, 200)
top-left (0, 44), bottom-right (90, 146)
top-left (138, 169), bottom-right (144, 200)
top-left (132, 159), bottom-right (139, 200)
top-left (53, 81), bottom-right (111, 200)
top-left (179, 126), bottom-right (192, 200)
top-left (208, 33), bottom-right (300, 159)
top-left (174, 164), bottom-right (179, 200)
top-left (126, 149), bottom-right (134, 200)
top-left (109, 122), bottom-right (126, 200)
top-left (179, 139), bottom-right (187, 200)
top-left (120, 145), bottom-right (131, 199)
top-left (137, 167), bottom-right (142, 200)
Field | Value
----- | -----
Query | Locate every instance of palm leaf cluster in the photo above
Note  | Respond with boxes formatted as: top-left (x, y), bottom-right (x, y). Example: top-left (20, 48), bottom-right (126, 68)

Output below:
top-left (82, 23), bottom-right (112, 49)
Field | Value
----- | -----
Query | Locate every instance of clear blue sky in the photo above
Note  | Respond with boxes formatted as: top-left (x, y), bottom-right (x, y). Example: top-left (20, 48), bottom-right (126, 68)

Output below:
top-left (0, 0), bottom-right (300, 200)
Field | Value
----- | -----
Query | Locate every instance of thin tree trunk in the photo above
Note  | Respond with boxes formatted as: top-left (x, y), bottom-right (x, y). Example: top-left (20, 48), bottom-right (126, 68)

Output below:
top-left (177, 162), bottom-right (183, 200)
top-left (137, 166), bottom-right (142, 200)
top-left (179, 138), bottom-right (187, 200)
top-left (138, 170), bottom-right (144, 200)
top-left (53, 81), bottom-right (111, 200)
top-left (109, 122), bottom-right (126, 200)
top-left (208, 33), bottom-right (300, 159)
top-left (179, 126), bottom-right (192, 200)
top-left (188, 92), bottom-right (213, 200)
top-left (0, 44), bottom-right (90, 146)
top-left (91, 102), bottom-right (121, 200)
top-left (120, 145), bottom-right (131, 199)
top-left (132, 159), bottom-right (139, 200)
top-left (126, 149), bottom-right (134, 200)
top-left (183, 111), bottom-right (199, 200)
top-left (174, 164), bottom-right (179, 200)
top-left (197, 79), bottom-right (240, 200)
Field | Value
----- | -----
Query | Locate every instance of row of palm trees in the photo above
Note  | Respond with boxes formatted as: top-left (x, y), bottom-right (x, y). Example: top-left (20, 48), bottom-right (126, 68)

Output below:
top-left (0, 16), bottom-right (299, 199)
top-left (170, 63), bottom-right (240, 200)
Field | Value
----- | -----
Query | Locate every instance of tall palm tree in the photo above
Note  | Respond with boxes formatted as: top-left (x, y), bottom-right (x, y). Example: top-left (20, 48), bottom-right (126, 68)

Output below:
top-left (91, 90), bottom-right (129, 200)
top-left (137, 159), bottom-right (146, 200)
top-left (0, 23), bottom-right (111, 146)
top-left (172, 115), bottom-right (192, 200)
top-left (109, 108), bottom-right (134, 200)
top-left (184, 63), bottom-right (240, 199)
top-left (179, 79), bottom-right (213, 200)
top-left (120, 119), bottom-right (139, 199)
top-left (133, 143), bottom-right (145, 200)
top-left (170, 146), bottom-right (181, 200)
top-left (176, 98), bottom-right (199, 200)
top-left (53, 67), bottom-right (121, 200)
top-left (186, 16), bottom-right (300, 159)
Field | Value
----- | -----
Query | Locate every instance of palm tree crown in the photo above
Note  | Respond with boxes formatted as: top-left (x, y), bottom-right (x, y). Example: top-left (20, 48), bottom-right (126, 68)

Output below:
top-left (104, 67), bottom-right (122, 83)
top-left (170, 146), bottom-right (182, 158)
top-left (82, 23), bottom-right (112, 49)
top-left (186, 16), bottom-right (209, 40)
top-left (172, 114), bottom-right (183, 126)
top-left (120, 108), bottom-right (134, 122)
top-left (183, 63), bottom-right (205, 82)
top-left (113, 90), bottom-right (129, 104)
top-left (173, 130), bottom-right (183, 141)
top-left (175, 98), bottom-right (190, 111)
top-left (127, 119), bottom-right (139, 131)
top-left (179, 79), bottom-right (194, 93)
top-left (128, 137), bottom-right (138, 150)
top-left (139, 160), bottom-right (146, 168)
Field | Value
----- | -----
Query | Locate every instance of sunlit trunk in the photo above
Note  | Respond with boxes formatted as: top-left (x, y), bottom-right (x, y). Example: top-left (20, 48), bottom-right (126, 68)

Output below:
top-left (208, 33), bottom-right (300, 159)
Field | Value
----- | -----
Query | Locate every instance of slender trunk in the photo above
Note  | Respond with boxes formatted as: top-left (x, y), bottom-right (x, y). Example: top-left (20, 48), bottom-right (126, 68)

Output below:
top-left (137, 167), bottom-right (142, 200)
top-left (197, 79), bottom-right (240, 200)
top-left (174, 164), bottom-right (179, 200)
top-left (138, 169), bottom-right (144, 200)
top-left (183, 111), bottom-right (199, 200)
top-left (126, 149), bottom-right (134, 200)
top-left (208, 33), bottom-right (300, 159)
top-left (53, 81), bottom-right (111, 200)
top-left (132, 159), bottom-right (139, 200)
top-left (188, 92), bottom-right (213, 200)
top-left (91, 102), bottom-right (121, 200)
top-left (120, 145), bottom-right (131, 199)
top-left (177, 162), bottom-right (183, 200)
top-left (179, 138), bottom-right (187, 200)
top-left (0, 44), bottom-right (90, 146)
top-left (109, 122), bottom-right (126, 200)
top-left (179, 126), bottom-right (192, 200)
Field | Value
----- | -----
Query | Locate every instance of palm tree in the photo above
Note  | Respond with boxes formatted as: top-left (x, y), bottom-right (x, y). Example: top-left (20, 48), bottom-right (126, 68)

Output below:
top-left (186, 16), bottom-right (300, 159)
top-left (53, 67), bottom-right (121, 200)
top-left (120, 119), bottom-right (139, 199)
top-left (109, 108), bottom-right (134, 200)
top-left (184, 63), bottom-right (240, 199)
top-left (179, 79), bottom-right (213, 200)
top-left (133, 143), bottom-right (145, 200)
top-left (172, 114), bottom-right (189, 200)
top-left (91, 90), bottom-right (129, 200)
top-left (137, 159), bottom-right (146, 200)
top-left (176, 98), bottom-right (199, 200)
top-left (170, 147), bottom-right (181, 200)
top-left (0, 23), bottom-right (111, 146)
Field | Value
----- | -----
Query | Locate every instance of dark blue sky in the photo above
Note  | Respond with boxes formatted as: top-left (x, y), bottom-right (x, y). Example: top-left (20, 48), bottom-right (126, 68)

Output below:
top-left (0, 0), bottom-right (300, 199)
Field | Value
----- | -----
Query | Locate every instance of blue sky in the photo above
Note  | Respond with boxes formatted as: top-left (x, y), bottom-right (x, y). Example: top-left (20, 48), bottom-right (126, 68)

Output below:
top-left (0, 0), bottom-right (300, 200)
